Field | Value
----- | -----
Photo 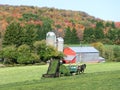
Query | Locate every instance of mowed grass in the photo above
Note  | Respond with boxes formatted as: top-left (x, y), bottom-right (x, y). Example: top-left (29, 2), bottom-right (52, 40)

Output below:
top-left (0, 62), bottom-right (120, 90)
top-left (0, 65), bottom-right (48, 85)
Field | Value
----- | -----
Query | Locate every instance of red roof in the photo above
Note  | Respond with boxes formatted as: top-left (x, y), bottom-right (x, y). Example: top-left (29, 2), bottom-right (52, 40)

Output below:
top-left (63, 47), bottom-right (76, 64)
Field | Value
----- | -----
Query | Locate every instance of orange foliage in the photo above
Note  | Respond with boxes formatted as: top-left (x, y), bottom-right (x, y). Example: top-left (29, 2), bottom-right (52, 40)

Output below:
top-left (115, 22), bottom-right (120, 28)
top-left (1, 20), bottom-right (8, 30)
top-left (12, 13), bottom-right (22, 18)
top-left (0, 5), bottom-right (119, 41)
top-left (27, 20), bottom-right (43, 25)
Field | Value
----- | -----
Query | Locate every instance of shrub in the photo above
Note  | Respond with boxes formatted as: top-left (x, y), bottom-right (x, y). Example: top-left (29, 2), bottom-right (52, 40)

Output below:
top-left (115, 57), bottom-right (120, 62)
top-left (104, 48), bottom-right (114, 62)
top-left (17, 44), bottom-right (40, 64)
top-left (91, 42), bottom-right (105, 57)
top-left (60, 64), bottom-right (71, 76)
top-left (113, 46), bottom-right (120, 62)
top-left (17, 53), bottom-right (40, 64)
top-left (2, 45), bottom-right (17, 64)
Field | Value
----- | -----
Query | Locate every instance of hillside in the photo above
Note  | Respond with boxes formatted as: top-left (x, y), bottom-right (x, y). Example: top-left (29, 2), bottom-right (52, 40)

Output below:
top-left (0, 5), bottom-right (120, 46)
top-left (0, 5), bottom-right (105, 36)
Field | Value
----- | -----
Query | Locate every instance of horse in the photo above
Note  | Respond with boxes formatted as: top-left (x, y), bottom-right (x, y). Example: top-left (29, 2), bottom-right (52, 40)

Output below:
top-left (77, 64), bottom-right (86, 74)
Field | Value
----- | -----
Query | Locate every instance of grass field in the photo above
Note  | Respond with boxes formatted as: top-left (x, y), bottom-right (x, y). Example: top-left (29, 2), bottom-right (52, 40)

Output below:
top-left (0, 62), bottom-right (120, 90)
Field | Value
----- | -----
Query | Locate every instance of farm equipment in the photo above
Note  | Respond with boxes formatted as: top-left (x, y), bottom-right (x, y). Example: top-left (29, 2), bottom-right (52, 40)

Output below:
top-left (67, 65), bottom-right (78, 74)
top-left (42, 59), bottom-right (61, 78)
top-left (67, 64), bottom-right (86, 75)
top-left (42, 59), bottom-right (86, 78)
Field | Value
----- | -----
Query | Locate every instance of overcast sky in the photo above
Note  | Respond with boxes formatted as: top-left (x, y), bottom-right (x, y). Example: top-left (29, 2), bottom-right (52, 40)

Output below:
top-left (0, 0), bottom-right (120, 21)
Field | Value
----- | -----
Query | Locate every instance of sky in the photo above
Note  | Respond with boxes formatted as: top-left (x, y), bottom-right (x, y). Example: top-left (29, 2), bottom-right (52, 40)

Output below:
top-left (0, 0), bottom-right (120, 22)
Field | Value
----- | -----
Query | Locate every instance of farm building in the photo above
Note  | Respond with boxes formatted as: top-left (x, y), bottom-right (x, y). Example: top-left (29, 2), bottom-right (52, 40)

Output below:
top-left (63, 47), bottom-right (104, 63)
top-left (45, 32), bottom-right (105, 63)
top-left (46, 32), bottom-right (64, 52)
top-left (63, 47), bottom-right (76, 64)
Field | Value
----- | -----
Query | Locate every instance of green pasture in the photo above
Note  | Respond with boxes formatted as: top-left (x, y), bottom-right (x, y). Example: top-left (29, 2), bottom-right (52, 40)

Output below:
top-left (68, 44), bottom-right (120, 48)
top-left (0, 62), bottom-right (120, 90)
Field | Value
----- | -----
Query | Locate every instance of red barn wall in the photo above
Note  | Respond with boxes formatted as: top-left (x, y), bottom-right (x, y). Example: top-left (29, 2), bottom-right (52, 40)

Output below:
top-left (63, 47), bottom-right (76, 64)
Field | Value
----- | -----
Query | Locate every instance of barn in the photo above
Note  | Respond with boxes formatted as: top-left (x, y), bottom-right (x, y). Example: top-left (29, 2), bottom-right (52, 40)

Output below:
top-left (63, 46), bottom-right (103, 63)
top-left (63, 47), bottom-right (76, 64)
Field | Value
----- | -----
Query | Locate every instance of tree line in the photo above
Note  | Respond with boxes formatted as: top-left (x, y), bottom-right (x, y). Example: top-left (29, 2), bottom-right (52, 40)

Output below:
top-left (83, 21), bottom-right (120, 44)
top-left (0, 21), bottom-right (64, 65)
top-left (0, 19), bottom-right (120, 65)
top-left (91, 42), bottom-right (120, 62)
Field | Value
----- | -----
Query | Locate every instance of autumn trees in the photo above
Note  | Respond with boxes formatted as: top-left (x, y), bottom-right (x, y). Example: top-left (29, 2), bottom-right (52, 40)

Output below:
top-left (1, 6), bottom-right (120, 45)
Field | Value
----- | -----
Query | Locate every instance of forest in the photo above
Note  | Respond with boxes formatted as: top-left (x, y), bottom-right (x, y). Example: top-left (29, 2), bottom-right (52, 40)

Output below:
top-left (0, 5), bottom-right (120, 65)
top-left (0, 5), bottom-right (120, 45)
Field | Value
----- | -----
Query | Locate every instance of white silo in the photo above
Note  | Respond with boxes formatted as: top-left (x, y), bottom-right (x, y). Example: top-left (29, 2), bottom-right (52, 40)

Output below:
top-left (57, 37), bottom-right (64, 52)
top-left (46, 32), bottom-right (56, 47)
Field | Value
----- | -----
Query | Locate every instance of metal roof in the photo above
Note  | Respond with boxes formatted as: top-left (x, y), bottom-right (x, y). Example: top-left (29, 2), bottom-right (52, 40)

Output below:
top-left (69, 47), bottom-right (99, 53)
top-left (64, 55), bottom-right (76, 61)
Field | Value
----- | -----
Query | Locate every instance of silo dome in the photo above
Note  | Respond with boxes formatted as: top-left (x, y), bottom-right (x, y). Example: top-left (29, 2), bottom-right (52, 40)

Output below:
top-left (46, 32), bottom-right (56, 47)
top-left (57, 37), bottom-right (64, 52)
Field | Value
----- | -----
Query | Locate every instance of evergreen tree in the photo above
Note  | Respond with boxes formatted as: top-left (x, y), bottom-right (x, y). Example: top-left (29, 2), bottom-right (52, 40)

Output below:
top-left (96, 21), bottom-right (104, 29)
top-left (3, 22), bottom-right (38, 47)
top-left (105, 22), bottom-right (111, 27)
top-left (83, 28), bottom-right (95, 43)
top-left (94, 28), bottom-right (104, 39)
top-left (95, 21), bottom-right (105, 40)
top-left (36, 18), bottom-right (52, 40)
top-left (111, 22), bottom-right (115, 28)
top-left (64, 27), bottom-right (72, 44)
top-left (3, 22), bottom-right (24, 47)
top-left (107, 28), bottom-right (120, 44)
top-left (71, 28), bottom-right (80, 44)
top-left (107, 28), bottom-right (117, 41)
top-left (23, 24), bottom-right (37, 46)
top-left (36, 25), bottom-right (42, 40)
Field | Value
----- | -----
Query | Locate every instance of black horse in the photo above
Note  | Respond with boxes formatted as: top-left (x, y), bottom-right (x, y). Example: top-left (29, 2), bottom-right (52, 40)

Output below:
top-left (77, 64), bottom-right (86, 74)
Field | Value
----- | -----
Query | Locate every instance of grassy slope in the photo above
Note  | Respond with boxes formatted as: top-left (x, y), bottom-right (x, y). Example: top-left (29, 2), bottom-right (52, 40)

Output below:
top-left (0, 62), bottom-right (120, 90)
top-left (0, 65), bottom-right (48, 85)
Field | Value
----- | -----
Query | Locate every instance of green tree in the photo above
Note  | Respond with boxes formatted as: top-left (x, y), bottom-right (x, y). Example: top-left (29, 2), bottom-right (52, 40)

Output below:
top-left (71, 28), bottom-right (80, 44)
top-left (23, 24), bottom-right (37, 46)
top-left (22, 13), bottom-right (39, 21)
top-left (36, 25), bottom-right (42, 40)
top-left (111, 22), bottom-right (115, 28)
top-left (115, 29), bottom-right (120, 44)
top-left (3, 22), bottom-right (24, 47)
top-left (36, 18), bottom-right (52, 40)
top-left (96, 21), bottom-right (104, 29)
top-left (83, 28), bottom-right (95, 43)
top-left (17, 44), bottom-right (39, 64)
top-left (33, 40), bottom-right (61, 62)
top-left (104, 48), bottom-right (114, 62)
top-left (2, 45), bottom-right (17, 64)
top-left (3, 22), bottom-right (38, 47)
top-left (94, 28), bottom-right (104, 39)
top-left (113, 46), bottom-right (120, 62)
top-left (91, 42), bottom-right (105, 57)
top-left (105, 22), bottom-right (111, 27)
top-left (64, 27), bottom-right (72, 44)
top-left (107, 28), bottom-right (118, 42)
